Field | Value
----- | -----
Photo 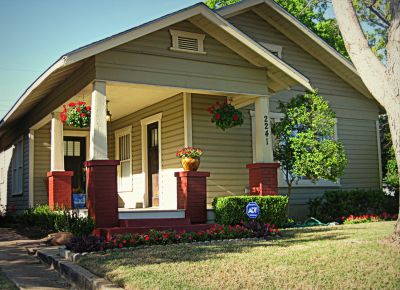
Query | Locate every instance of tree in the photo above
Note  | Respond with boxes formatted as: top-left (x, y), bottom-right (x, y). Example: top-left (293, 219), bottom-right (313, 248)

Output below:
top-left (331, 0), bottom-right (400, 242)
top-left (205, 0), bottom-right (349, 57)
top-left (272, 91), bottom-right (347, 213)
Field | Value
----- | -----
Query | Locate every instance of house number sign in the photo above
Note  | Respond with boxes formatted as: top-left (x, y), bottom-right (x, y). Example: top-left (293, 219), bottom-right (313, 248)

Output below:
top-left (264, 115), bottom-right (269, 145)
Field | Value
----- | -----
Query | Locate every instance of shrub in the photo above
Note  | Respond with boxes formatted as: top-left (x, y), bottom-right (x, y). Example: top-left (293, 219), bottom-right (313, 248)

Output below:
top-left (212, 196), bottom-right (288, 227)
top-left (17, 205), bottom-right (95, 236)
top-left (66, 235), bottom-right (104, 253)
top-left (309, 189), bottom-right (398, 222)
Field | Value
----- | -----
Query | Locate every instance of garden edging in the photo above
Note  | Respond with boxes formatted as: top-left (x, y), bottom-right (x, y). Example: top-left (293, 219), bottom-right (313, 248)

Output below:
top-left (32, 247), bottom-right (123, 290)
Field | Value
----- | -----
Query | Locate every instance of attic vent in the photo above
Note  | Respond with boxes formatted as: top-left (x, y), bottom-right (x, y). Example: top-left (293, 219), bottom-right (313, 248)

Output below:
top-left (170, 29), bottom-right (206, 55)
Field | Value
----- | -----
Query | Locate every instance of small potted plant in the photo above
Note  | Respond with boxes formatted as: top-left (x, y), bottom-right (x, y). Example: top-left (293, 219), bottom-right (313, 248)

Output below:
top-left (207, 100), bottom-right (244, 131)
top-left (60, 101), bottom-right (91, 128)
top-left (176, 147), bottom-right (203, 171)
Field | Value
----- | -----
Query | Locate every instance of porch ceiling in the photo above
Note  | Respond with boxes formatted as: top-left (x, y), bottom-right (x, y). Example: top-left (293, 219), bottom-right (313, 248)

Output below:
top-left (66, 82), bottom-right (258, 122)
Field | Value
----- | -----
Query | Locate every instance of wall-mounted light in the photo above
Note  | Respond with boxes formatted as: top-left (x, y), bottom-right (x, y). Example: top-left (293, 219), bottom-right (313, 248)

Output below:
top-left (106, 100), bottom-right (112, 122)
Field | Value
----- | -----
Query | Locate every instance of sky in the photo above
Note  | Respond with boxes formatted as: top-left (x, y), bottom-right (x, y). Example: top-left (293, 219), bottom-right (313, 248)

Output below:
top-left (0, 0), bottom-right (199, 119)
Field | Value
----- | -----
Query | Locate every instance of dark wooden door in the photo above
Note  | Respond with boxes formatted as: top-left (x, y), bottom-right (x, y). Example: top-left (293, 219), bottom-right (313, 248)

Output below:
top-left (147, 122), bottom-right (159, 207)
top-left (64, 137), bottom-right (86, 193)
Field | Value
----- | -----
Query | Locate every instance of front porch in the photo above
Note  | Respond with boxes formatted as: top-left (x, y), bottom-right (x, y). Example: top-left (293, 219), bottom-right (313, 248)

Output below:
top-left (33, 80), bottom-right (280, 231)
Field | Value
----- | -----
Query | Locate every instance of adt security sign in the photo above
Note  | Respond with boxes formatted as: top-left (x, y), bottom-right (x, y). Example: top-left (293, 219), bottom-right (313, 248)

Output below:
top-left (246, 202), bottom-right (260, 219)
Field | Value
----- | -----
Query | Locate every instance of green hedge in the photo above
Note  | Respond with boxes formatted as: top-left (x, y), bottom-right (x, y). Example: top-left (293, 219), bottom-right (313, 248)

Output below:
top-left (17, 205), bottom-right (95, 237)
top-left (309, 189), bottom-right (398, 222)
top-left (212, 196), bottom-right (288, 227)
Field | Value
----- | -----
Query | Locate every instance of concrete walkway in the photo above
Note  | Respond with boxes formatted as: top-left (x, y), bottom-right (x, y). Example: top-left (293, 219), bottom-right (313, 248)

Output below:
top-left (0, 228), bottom-right (73, 290)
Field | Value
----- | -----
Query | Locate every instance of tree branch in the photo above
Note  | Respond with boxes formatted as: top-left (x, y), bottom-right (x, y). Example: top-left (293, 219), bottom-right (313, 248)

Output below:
top-left (368, 1), bottom-right (390, 27)
top-left (332, 0), bottom-right (387, 106)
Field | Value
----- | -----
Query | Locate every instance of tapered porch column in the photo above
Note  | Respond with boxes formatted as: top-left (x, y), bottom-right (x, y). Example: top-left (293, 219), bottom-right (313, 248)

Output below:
top-left (48, 112), bottom-right (73, 209)
top-left (85, 81), bottom-right (119, 228)
top-left (246, 96), bottom-right (280, 196)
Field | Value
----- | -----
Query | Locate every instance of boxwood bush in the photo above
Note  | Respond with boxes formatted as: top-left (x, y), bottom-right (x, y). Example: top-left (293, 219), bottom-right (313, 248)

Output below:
top-left (309, 189), bottom-right (398, 222)
top-left (212, 196), bottom-right (288, 227)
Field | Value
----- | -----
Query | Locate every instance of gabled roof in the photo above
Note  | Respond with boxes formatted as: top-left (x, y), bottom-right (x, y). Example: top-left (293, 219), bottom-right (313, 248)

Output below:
top-left (0, 2), bottom-right (312, 130)
top-left (218, 0), bottom-right (373, 99)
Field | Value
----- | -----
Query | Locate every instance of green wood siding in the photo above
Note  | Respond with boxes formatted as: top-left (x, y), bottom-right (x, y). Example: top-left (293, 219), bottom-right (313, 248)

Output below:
top-left (95, 20), bottom-right (268, 96)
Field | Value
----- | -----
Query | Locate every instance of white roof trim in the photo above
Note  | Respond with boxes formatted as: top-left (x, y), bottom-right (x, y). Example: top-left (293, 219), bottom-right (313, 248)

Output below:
top-left (1, 2), bottom-right (312, 127)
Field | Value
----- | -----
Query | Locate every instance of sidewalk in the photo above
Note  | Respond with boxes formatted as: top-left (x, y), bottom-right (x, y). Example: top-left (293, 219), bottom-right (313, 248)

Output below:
top-left (0, 228), bottom-right (72, 290)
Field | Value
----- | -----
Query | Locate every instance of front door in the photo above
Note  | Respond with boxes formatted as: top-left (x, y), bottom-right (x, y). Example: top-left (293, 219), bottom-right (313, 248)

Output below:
top-left (64, 137), bottom-right (86, 193)
top-left (147, 122), bottom-right (159, 207)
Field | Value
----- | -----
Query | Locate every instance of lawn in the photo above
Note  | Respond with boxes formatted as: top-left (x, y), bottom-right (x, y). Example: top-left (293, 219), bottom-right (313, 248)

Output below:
top-left (78, 222), bottom-right (400, 290)
top-left (0, 270), bottom-right (16, 290)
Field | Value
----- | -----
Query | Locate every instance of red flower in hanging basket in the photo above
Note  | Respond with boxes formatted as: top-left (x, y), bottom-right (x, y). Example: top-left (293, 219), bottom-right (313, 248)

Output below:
top-left (208, 100), bottom-right (244, 131)
top-left (61, 100), bottom-right (91, 128)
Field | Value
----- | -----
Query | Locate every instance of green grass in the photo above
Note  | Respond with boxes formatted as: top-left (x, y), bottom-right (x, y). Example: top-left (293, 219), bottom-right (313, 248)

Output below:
top-left (0, 270), bottom-right (16, 290)
top-left (78, 222), bottom-right (400, 290)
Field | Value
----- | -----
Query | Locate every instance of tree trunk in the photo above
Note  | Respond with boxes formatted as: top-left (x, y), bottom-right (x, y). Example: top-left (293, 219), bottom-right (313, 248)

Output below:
top-left (287, 182), bottom-right (293, 217)
top-left (332, 0), bottom-right (400, 241)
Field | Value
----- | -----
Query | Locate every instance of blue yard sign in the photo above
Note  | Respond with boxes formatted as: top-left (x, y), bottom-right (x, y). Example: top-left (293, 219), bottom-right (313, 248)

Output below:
top-left (246, 202), bottom-right (260, 219)
top-left (72, 193), bottom-right (86, 209)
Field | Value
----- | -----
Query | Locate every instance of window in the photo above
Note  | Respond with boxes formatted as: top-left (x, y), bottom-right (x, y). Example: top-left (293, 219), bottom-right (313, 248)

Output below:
top-left (115, 127), bottom-right (132, 192)
top-left (169, 29), bottom-right (206, 55)
top-left (251, 111), bottom-right (339, 187)
top-left (64, 140), bottom-right (81, 157)
top-left (11, 139), bottom-right (23, 195)
top-left (259, 42), bottom-right (283, 58)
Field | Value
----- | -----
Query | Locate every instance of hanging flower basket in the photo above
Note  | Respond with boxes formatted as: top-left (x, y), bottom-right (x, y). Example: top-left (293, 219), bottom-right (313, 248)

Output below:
top-left (176, 147), bottom-right (203, 171)
top-left (207, 101), bottom-right (244, 131)
top-left (60, 101), bottom-right (91, 128)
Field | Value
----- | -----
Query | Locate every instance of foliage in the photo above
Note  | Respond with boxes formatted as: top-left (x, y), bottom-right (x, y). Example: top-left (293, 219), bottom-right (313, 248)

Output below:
top-left (17, 205), bottom-right (95, 237)
top-left (352, 0), bottom-right (389, 60)
top-left (66, 235), bottom-right (104, 253)
top-left (176, 147), bottom-right (203, 158)
top-left (205, 0), bottom-right (348, 57)
top-left (207, 101), bottom-right (244, 130)
top-left (272, 91), bottom-right (347, 199)
top-left (241, 220), bottom-right (280, 238)
top-left (54, 210), bottom-right (95, 237)
top-left (61, 101), bottom-right (91, 128)
top-left (309, 189), bottom-right (398, 222)
top-left (343, 212), bottom-right (398, 224)
top-left (212, 196), bottom-right (288, 227)
top-left (379, 114), bottom-right (399, 196)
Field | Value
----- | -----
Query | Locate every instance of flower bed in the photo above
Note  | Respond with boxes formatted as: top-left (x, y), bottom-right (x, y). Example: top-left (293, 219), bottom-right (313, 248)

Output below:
top-left (66, 223), bottom-right (280, 253)
top-left (342, 212), bottom-right (398, 224)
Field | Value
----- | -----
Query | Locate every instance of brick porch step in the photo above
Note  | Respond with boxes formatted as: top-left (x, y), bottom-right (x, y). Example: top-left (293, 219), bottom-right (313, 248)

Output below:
top-left (119, 218), bottom-right (191, 228)
top-left (95, 224), bottom-right (215, 239)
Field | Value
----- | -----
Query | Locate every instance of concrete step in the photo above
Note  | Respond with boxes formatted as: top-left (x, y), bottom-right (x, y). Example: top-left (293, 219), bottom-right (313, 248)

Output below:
top-left (118, 209), bottom-right (186, 220)
top-left (119, 217), bottom-right (191, 228)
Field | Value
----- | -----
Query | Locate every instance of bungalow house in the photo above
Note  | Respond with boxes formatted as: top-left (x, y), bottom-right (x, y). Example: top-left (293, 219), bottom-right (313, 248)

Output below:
top-left (0, 0), bottom-right (381, 227)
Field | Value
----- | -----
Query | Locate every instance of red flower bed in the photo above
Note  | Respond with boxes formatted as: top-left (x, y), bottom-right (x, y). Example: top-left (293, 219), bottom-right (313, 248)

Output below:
top-left (66, 223), bottom-right (281, 253)
top-left (342, 212), bottom-right (398, 224)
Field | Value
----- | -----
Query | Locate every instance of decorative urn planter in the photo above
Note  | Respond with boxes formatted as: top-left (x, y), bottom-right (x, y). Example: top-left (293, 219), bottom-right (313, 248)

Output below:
top-left (181, 157), bottom-right (200, 171)
top-left (176, 147), bottom-right (203, 171)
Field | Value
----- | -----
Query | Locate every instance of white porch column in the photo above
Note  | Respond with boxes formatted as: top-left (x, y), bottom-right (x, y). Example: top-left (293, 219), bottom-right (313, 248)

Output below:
top-left (50, 112), bottom-right (64, 171)
top-left (90, 81), bottom-right (108, 160)
top-left (254, 96), bottom-right (274, 162)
